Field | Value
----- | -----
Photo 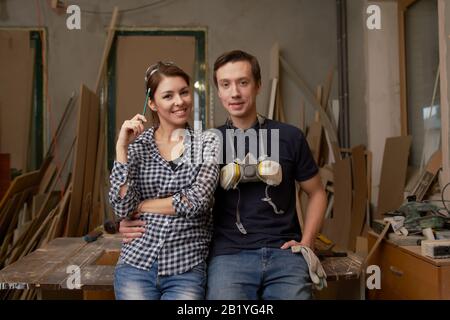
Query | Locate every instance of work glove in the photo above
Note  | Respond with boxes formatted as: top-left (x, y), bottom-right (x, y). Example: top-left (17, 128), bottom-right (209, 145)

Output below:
top-left (291, 245), bottom-right (327, 290)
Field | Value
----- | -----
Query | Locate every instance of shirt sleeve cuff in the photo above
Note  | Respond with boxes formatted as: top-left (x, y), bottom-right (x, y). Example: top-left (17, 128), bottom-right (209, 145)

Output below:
top-left (172, 190), bottom-right (190, 217)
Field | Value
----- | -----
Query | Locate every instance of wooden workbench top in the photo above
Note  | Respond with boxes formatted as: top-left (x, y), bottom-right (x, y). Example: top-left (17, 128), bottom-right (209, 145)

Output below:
top-left (0, 235), bottom-right (360, 292)
top-left (0, 235), bottom-right (122, 290)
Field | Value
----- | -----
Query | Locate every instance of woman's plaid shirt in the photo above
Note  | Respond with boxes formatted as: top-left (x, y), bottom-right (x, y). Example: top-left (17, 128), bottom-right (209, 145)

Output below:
top-left (109, 127), bottom-right (220, 275)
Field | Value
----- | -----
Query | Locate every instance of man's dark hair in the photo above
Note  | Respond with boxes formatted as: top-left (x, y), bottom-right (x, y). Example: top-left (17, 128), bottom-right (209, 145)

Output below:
top-left (213, 50), bottom-right (261, 87)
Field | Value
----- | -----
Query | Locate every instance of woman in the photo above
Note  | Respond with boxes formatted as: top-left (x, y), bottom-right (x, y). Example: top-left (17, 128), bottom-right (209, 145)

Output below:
top-left (109, 62), bottom-right (219, 300)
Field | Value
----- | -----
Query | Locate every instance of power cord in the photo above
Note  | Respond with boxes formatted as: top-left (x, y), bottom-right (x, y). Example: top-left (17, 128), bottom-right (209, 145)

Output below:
top-left (81, 0), bottom-right (172, 15)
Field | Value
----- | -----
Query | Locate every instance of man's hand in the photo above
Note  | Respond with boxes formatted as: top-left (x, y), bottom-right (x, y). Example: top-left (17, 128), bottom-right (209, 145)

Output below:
top-left (280, 239), bottom-right (314, 250)
top-left (119, 213), bottom-right (146, 243)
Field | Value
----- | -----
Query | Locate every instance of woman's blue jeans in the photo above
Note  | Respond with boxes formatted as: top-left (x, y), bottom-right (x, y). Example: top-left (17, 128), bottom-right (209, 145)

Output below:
top-left (114, 259), bottom-right (207, 300)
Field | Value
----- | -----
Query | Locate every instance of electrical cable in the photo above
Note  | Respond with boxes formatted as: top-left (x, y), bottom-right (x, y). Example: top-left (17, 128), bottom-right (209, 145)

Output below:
top-left (81, 0), bottom-right (171, 15)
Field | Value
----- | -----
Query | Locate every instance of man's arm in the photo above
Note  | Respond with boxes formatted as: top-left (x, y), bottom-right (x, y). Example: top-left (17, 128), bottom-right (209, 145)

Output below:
top-left (281, 173), bottom-right (327, 249)
top-left (118, 213), bottom-right (146, 243)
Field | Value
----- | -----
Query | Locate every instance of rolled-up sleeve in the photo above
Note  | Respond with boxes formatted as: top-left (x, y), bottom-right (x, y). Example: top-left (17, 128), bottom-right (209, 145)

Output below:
top-left (109, 146), bottom-right (141, 220)
top-left (172, 130), bottom-right (220, 219)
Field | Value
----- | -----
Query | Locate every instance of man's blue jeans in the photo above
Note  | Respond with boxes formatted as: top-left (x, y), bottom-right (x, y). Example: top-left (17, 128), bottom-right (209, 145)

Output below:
top-left (114, 259), bottom-right (207, 300)
top-left (206, 247), bottom-right (312, 300)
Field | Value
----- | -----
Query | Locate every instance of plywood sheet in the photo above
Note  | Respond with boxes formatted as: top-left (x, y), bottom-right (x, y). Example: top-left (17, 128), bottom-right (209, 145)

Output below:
top-left (321, 157), bottom-right (352, 250)
top-left (376, 136), bottom-right (412, 219)
top-left (348, 145), bottom-right (367, 251)
top-left (66, 85), bottom-right (99, 237)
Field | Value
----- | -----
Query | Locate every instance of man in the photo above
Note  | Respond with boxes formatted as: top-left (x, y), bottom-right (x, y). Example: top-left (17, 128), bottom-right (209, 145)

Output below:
top-left (118, 50), bottom-right (327, 300)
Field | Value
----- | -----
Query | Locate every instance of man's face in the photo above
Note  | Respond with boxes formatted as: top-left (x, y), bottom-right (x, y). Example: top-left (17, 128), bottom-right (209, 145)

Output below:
top-left (215, 60), bottom-right (260, 119)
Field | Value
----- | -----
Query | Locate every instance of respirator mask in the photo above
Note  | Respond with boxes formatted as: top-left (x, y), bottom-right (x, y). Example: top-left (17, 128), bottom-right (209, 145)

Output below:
top-left (220, 115), bottom-right (284, 234)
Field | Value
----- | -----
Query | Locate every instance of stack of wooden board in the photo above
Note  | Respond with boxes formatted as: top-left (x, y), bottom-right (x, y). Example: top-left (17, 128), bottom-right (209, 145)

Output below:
top-left (0, 10), bottom-right (119, 300)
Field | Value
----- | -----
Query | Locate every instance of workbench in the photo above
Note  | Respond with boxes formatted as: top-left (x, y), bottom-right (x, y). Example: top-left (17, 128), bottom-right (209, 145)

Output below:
top-left (0, 235), bottom-right (362, 299)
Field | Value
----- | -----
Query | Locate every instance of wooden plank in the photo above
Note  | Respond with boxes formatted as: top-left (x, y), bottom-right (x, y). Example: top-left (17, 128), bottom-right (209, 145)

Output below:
top-left (54, 185), bottom-right (72, 240)
top-left (319, 165), bottom-right (334, 185)
top-left (306, 121), bottom-right (322, 164)
top-left (322, 67), bottom-right (334, 111)
top-left (267, 78), bottom-right (278, 119)
top-left (91, 106), bottom-right (106, 232)
top-left (0, 192), bottom-right (21, 241)
top-left (398, 4), bottom-right (408, 136)
top-left (43, 93), bottom-right (77, 161)
top-left (316, 85), bottom-right (323, 107)
top-left (348, 145), bottom-right (368, 251)
top-left (439, 0), bottom-right (450, 187)
top-left (95, 7), bottom-right (119, 94)
top-left (66, 85), bottom-right (96, 237)
top-left (363, 223), bottom-right (391, 277)
top-left (0, 170), bottom-right (40, 212)
top-left (376, 136), bottom-right (412, 219)
top-left (0, 231), bottom-right (13, 268)
top-left (321, 157), bottom-right (352, 250)
top-left (275, 80), bottom-right (285, 122)
top-left (270, 42), bottom-right (279, 79)
top-left (38, 161), bottom-right (57, 194)
top-left (11, 205), bottom-right (60, 263)
top-left (91, 8), bottom-right (118, 235)
top-left (321, 253), bottom-right (362, 281)
top-left (32, 193), bottom-right (47, 220)
top-left (412, 149), bottom-right (442, 200)
top-left (366, 150), bottom-right (373, 205)
top-left (280, 55), bottom-right (340, 160)
top-left (13, 221), bottom-right (32, 246)
top-left (39, 207), bottom-right (62, 247)
top-left (77, 89), bottom-right (100, 236)
top-left (5, 190), bottom-right (57, 264)
top-left (4, 188), bottom-right (34, 238)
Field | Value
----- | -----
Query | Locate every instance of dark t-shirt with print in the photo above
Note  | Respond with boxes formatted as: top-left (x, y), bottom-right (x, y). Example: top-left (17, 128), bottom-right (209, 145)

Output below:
top-left (210, 118), bottom-right (319, 257)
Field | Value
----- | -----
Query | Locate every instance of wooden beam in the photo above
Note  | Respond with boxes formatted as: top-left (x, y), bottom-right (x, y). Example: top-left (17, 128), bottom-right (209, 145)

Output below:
top-left (66, 85), bottom-right (98, 237)
top-left (95, 7), bottom-right (119, 94)
top-left (438, 0), bottom-right (450, 184)
top-left (91, 7), bottom-right (119, 233)
top-left (398, 6), bottom-right (408, 136)
top-left (267, 78), bottom-right (278, 119)
top-left (280, 55), bottom-right (341, 160)
top-left (348, 145), bottom-right (368, 251)
top-left (77, 89), bottom-right (100, 236)
top-left (269, 42), bottom-right (279, 79)
top-left (322, 67), bottom-right (334, 111)
top-left (0, 170), bottom-right (40, 212)
top-left (398, 0), bottom-right (418, 136)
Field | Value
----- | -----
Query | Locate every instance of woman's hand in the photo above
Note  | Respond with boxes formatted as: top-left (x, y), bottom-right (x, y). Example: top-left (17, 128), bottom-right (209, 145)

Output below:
top-left (116, 114), bottom-right (147, 149)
